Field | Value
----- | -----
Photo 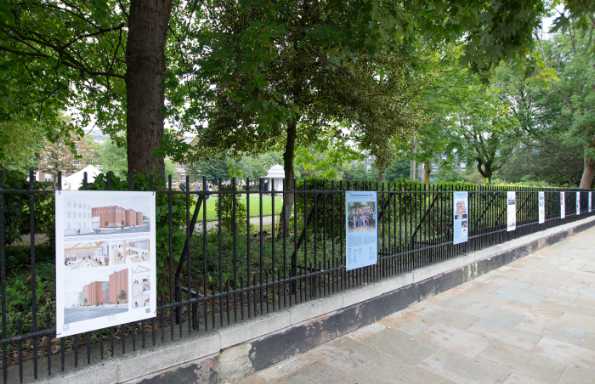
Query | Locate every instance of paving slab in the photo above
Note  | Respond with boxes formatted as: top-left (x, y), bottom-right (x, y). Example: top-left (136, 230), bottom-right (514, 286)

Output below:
top-left (239, 226), bottom-right (595, 384)
top-left (558, 366), bottom-right (595, 384)
top-left (501, 373), bottom-right (550, 384)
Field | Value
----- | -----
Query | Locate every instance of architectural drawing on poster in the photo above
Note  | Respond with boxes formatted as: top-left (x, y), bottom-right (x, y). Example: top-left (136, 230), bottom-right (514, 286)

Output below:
top-left (63, 199), bottom-right (149, 236)
top-left (453, 191), bottom-right (469, 244)
top-left (507, 191), bottom-right (516, 232)
top-left (55, 191), bottom-right (157, 337)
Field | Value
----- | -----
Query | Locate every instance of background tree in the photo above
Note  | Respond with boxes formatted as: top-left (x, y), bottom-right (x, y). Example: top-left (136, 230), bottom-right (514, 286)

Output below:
top-left (294, 134), bottom-right (361, 180)
top-left (180, 0), bottom-right (544, 223)
top-left (392, 44), bottom-right (464, 186)
top-left (493, 12), bottom-right (594, 187)
top-left (498, 140), bottom-right (583, 185)
top-left (491, 45), bottom-right (581, 186)
top-left (0, 1), bottom-right (126, 165)
top-left (0, 122), bottom-right (45, 171)
top-left (549, 2), bottom-right (594, 188)
top-left (454, 82), bottom-right (519, 183)
top-left (36, 134), bottom-right (98, 178)
top-left (383, 159), bottom-right (411, 182)
top-left (0, 0), bottom-right (176, 180)
top-left (0, 26), bottom-right (72, 171)
top-left (187, 154), bottom-right (231, 181)
top-left (556, 29), bottom-right (594, 189)
top-left (227, 152), bottom-right (283, 180)
top-left (96, 139), bottom-right (128, 177)
top-left (183, 0), bottom-right (422, 223)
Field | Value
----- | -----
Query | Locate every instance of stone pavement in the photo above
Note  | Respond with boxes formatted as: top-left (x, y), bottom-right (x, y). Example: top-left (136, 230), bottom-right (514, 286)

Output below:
top-left (240, 226), bottom-right (595, 384)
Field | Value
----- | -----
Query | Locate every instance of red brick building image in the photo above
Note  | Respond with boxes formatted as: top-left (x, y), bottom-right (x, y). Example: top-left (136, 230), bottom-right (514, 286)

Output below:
top-left (80, 269), bottom-right (128, 306)
top-left (108, 269), bottom-right (128, 305)
top-left (92, 206), bottom-right (126, 227)
top-left (92, 206), bottom-right (144, 228)
top-left (125, 209), bottom-right (137, 227)
top-left (82, 281), bottom-right (107, 306)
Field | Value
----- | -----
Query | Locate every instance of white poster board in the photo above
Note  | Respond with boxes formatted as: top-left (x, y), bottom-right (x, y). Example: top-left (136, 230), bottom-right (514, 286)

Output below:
top-left (576, 192), bottom-right (581, 215)
top-left (507, 191), bottom-right (516, 232)
top-left (589, 192), bottom-right (592, 213)
top-left (453, 191), bottom-right (469, 244)
top-left (55, 191), bottom-right (157, 338)
top-left (538, 191), bottom-right (545, 224)
top-left (345, 191), bottom-right (378, 271)
top-left (560, 192), bottom-right (565, 219)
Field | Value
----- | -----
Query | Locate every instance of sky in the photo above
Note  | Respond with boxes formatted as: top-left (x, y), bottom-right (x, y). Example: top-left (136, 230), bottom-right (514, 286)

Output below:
top-left (539, 4), bottom-right (565, 40)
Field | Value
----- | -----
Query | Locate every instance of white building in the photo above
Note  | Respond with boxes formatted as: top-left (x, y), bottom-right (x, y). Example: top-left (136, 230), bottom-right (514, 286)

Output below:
top-left (62, 165), bottom-right (101, 191)
top-left (265, 164), bottom-right (285, 192)
top-left (65, 199), bottom-right (94, 235)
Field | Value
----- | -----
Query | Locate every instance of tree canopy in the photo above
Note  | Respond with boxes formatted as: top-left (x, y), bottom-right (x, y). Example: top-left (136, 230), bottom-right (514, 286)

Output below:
top-left (3, 0), bottom-right (594, 190)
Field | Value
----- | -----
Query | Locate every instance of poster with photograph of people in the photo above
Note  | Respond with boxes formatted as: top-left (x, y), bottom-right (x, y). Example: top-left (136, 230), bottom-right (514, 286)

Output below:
top-left (345, 191), bottom-right (378, 271)
top-left (55, 191), bottom-right (157, 338)
top-left (453, 191), bottom-right (469, 245)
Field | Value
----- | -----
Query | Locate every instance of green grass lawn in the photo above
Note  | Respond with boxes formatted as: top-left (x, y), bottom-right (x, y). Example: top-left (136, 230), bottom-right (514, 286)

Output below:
top-left (194, 195), bottom-right (284, 222)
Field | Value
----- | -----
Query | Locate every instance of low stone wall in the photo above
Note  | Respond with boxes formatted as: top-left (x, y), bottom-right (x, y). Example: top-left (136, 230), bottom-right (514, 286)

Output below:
top-left (41, 216), bottom-right (595, 384)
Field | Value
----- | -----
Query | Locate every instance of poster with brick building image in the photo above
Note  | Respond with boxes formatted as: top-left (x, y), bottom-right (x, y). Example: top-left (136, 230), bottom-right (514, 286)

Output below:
top-left (55, 191), bottom-right (156, 338)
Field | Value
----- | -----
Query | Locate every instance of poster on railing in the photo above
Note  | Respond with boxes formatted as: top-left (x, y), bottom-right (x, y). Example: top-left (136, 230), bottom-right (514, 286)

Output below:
top-left (576, 192), bottom-right (581, 215)
top-left (589, 192), bottom-right (592, 213)
top-left (453, 191), bottom-right (469, 244)
top-left (538, 191), bottom-right (545, 224)
top-left (507, 191), bottom-right (516, 232)
top-left (561, 191), bottom-right (566, 219)
top-left (55, 191), bottom-right (157, 338)
top-left (345, 191), bottom-right (378, 271)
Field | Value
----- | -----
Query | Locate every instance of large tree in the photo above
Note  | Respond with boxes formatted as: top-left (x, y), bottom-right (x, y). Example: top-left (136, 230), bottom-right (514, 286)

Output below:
top-left (391, 44), bottom-right (464, 186)
top-left (557, 28), bottom-right (594, 189)
top-left (454, 90), bottom-right (519, 183)
top-left (409, 55), bottom-right (521, 184)
top-left (181, 1), bottom-right (419, 222)
top-left (0, 0), bottom-right (173, 180)
top-left (126, 0), bottom-right (172, 179)
top-left (0, 0), bottom-right (548, 188)
top-left (178, 0), bottom-right (544, 220)
top-left (493, 8), bottom-right (594, 188)
top-left (549, 2), bottom-right (595, 188)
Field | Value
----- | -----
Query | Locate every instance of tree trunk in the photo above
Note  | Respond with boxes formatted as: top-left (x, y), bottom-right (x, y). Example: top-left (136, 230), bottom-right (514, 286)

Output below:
top-left (376, 157), bottom-right (387, 182)
top-left (579, 154), bottom-right (594, 189)
top-left (410, 134), bottom-right (417, 181)
top-left (477, 160), bottom-right (492, 184)
top-left (125, 0), bottom-right (172, 183)
top-left (410, 160), bottom-right (417, 181)
top-left (279, 118), bottom-right (297, 237)
top-left (423, 160), bottom-right (431, 188)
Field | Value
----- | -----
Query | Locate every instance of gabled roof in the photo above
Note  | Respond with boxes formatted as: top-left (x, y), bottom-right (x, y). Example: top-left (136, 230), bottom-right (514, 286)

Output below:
top-left (266, 164), bottom-right (285, 178)
top-left (62, 165), bottom-right (101, 190)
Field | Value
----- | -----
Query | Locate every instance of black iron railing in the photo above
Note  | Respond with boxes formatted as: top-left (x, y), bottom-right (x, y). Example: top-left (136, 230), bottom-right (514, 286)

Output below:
top-left (1, 170), bottom-right (594, 383)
